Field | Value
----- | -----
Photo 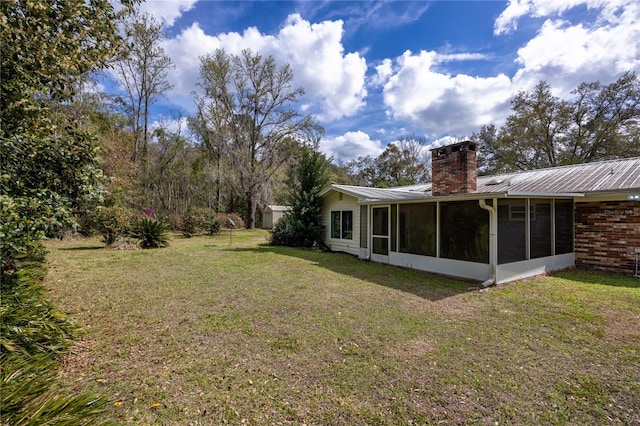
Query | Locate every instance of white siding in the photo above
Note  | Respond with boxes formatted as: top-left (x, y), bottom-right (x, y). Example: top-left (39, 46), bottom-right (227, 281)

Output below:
top-left (496, 253), bottom-right (575, 284)
top-left (263, 212), bottom-right (273, 229)
top-left (322, 191), bottom-right (360, 256)
top-left (390, 252), bottom-right (491, 281)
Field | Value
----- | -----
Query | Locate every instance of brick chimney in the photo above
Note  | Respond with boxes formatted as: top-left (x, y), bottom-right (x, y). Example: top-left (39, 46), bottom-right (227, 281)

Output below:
top-left (430, 140), bottom-right (477, 196)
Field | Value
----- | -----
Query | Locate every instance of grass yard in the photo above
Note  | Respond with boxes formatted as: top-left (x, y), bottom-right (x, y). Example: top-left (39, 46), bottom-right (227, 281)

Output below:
top-left (44, 230), bottom-right (640, 425)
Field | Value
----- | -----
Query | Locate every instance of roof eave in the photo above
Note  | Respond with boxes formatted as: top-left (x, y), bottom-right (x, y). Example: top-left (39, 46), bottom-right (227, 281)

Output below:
top-left (505, 191), bottom-right (585, 198)
top-left (319, 185), bottom-right (364, 200)
top-left (358, 191), bottom-right (588, 204)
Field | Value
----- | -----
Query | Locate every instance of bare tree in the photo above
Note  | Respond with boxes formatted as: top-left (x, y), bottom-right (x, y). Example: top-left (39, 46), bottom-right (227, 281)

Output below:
top-left (338, 135), bottom-right (430, 187)
top-left (113, 11), bottom-right (173, 166)
top-left (196, 49), bottom-right (323, 228)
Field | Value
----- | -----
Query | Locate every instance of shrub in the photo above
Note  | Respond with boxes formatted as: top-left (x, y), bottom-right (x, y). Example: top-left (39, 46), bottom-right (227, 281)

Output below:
top-left (128, 218), bottom-right (171, 249)
top-left (269, 145), bottom-right (329, 248)
top-left (217, 212), bottom-right (245, 229)
top-left (180, 209), bottom-right (206, 237)
top-left (269, 214), bottom-right (295, 246)
top-left (179, 208), bottom-right (221, 237)
top-left (93, 206), bottom-right (131, 246)
top-left (269, 213), bottom-right (320, 248)
top-left (205, 215), bottom-right (221, 235)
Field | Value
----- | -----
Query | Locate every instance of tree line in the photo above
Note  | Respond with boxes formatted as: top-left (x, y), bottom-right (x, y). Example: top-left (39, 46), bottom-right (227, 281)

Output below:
top-left (473, 73), bottom-right (640, 173)
top-left (3, 4), bottom-right (640, 241)
top-left (46, 11), bottom-right (640, 234)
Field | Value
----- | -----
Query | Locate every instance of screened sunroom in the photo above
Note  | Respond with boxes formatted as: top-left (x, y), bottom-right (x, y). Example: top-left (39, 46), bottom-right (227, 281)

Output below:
top-left (354, 197), bottom-right (575, 284)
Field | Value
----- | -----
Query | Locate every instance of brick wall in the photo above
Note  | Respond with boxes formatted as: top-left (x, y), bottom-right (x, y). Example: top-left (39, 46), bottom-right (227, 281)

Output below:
top-left (431, 141), bottom-right (477, 196)
top-left (575, 201), bottom-right (640, 274)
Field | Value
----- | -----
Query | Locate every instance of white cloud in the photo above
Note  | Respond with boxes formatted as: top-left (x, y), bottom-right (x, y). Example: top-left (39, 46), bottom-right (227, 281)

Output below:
top-left (139, 0), bottom-right (198, 27)
top-left (428, 136), bottom-right (463, 150)
top-left (435, 53), bottom-right (489, 62)
top-left (378, 50), bottom-right (512, 136)
top-left (160, 23), bottom-right (220, 111)
top-left (372, 58), bottom-right (393, 86)
top-left (511, 1), bottom-right (640, 95)
top-left (273, 14), bottom-right (367, 121)
top-left (494, 0), bottom-right (616, 35)
top-left (320, 131), bottom-right (384, 161)
top-left (149, 115), bottom-right (191, 139)
top-left (367, 0), bottom-right (640, 139)
top-left (494, 0), bottom-right (532, 35)
top-left (81, 79), bottom-right (105, 94)
top-left (161, 14), bottom-right (367, 122)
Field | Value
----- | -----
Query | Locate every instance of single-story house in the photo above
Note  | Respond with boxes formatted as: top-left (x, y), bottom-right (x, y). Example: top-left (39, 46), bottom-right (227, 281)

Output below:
top-left (263, 205), bottom-right (292, 229)
top-left (320, 140), bottom-right (640, 285)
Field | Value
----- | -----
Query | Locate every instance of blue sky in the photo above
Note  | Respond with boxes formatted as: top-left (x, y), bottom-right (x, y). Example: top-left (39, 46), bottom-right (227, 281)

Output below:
top-left (114, 0), bottom-right (640, 161)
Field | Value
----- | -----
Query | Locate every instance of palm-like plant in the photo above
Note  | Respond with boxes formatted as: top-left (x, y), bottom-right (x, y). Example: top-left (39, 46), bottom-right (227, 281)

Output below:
top-left (128, 219), bottom-right (171, 248)
top-left (1, 353), bottom-right (113, 425)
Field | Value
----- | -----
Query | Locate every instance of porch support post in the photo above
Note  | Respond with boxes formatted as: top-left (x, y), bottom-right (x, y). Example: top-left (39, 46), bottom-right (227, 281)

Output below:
top-left (479, 198), bottom-right (498, 285)
top-left (436, 201), bottom-right (440, 258)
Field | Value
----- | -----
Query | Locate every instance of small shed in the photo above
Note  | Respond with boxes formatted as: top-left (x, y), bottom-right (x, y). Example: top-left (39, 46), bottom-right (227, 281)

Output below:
top-left (263, 205), bottom-right (292, 229)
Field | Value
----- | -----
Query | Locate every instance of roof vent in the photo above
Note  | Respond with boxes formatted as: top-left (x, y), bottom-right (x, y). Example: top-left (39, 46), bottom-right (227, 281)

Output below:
top-left (486, 178), bottom-right (505, 185)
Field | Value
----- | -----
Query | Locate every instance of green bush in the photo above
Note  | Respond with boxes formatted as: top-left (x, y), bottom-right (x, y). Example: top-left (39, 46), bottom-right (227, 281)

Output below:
top-left (205, 215), bottom-right (221, 235)
top-left (179, 208), bottom-right (221, 237)
top-left (269, 213), bottom-right (295, 246)
top-left (217, 212), bottom-right (245, 229)
top-left (180, 209), bottom-right (206, 237)
top-left (128, 218), bottom-right (171, 248)
top-left (0, 270), bottom-right (76, 356)
top-left (93, 206), bottom-right (131, 246)
top-left (269, 213), bottom-right (321, 248)
top-left (269, 145), bottom-right (329, 248)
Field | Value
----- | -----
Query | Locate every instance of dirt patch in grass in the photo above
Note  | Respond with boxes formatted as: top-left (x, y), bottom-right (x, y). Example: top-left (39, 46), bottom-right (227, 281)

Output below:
top-left (385, 336), bottom-right (435, 360)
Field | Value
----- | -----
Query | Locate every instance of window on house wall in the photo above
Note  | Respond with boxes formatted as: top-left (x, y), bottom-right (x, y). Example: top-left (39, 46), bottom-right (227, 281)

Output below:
top-left (331, 211), bottom-right (340, 238)
top-left (331, 210), bottom-right (353, 240)
top-left (399, 203), bottom-right (437, 256)
top-left (341, 210), bottom-right (353, 239)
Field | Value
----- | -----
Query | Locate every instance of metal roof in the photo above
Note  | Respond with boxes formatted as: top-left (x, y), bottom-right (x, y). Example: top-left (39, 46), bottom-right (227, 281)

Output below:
top-left (323, 157), bottom-right (640, 202)
top-left (327, 185), bottom-right (429, 202)
top-left (475, 157), bottom-right (640, 194)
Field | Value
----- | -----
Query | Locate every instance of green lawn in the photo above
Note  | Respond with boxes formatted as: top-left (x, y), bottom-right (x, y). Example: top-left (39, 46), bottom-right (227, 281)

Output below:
top-left (44, 230), bottom-right (640, 425)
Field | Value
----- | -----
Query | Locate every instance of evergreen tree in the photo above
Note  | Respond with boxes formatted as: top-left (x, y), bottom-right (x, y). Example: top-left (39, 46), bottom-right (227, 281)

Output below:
top-left (270, 144), bottom-right (331, 248)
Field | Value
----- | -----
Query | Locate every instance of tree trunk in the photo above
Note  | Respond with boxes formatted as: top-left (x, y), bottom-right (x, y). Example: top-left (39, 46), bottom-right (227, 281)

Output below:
top-left (246, 192), bottom-right (255, 229)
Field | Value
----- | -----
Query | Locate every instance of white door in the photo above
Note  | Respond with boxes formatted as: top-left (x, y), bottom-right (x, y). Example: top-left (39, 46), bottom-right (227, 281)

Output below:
top-left (371, 206), bottom-right (390, 263)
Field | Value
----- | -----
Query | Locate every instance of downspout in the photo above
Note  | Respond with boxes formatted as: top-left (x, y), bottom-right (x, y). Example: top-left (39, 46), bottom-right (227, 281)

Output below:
top-left (479, 198), bottom-right (497, 287)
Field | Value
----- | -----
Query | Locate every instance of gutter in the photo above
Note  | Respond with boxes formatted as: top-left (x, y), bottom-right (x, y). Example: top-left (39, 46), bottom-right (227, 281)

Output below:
top-left (505, 191), bottom-right (584, 198)
top-left (478, 198), bottom-right (498, 287)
